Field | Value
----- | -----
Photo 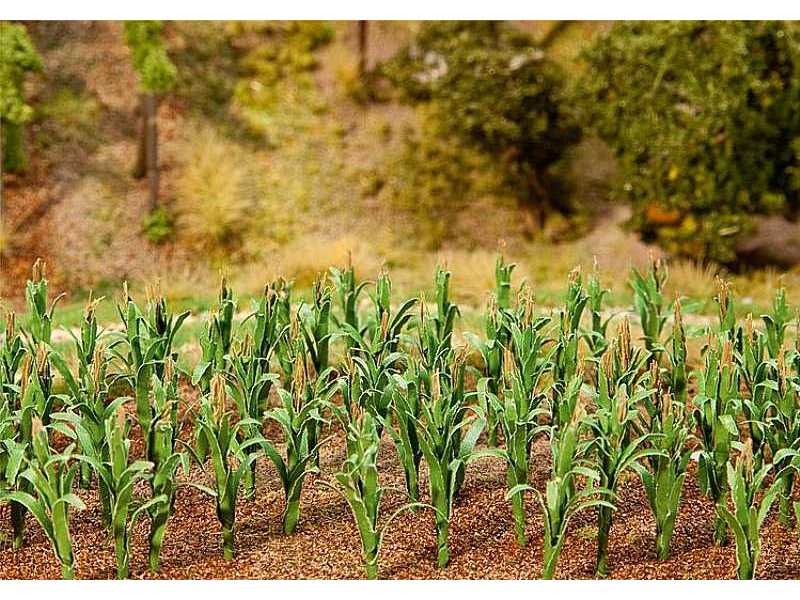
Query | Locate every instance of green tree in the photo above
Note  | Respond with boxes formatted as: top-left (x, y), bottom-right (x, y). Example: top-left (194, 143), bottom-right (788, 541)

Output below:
top-left (0, 22), bottom-right (42, 174)
top-left (384, 21), bottom-right (580, 224)
top-left (580, 21), bottom-right (800, 264)
top-left (124, 21), bottom-right (177, 211)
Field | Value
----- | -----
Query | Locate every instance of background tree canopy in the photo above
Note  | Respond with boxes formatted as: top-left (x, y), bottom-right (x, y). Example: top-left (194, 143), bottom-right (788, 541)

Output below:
top-left (579, 21), bottom-right (800, 264)
top-left (383, 21), bottom-right (581, 219)
top-left (0, 21), bottom-right (43, 172)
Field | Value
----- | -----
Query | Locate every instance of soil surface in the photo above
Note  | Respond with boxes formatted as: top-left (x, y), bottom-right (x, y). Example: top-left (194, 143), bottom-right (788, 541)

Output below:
top-left (1, 423), bottom-right (799, 580)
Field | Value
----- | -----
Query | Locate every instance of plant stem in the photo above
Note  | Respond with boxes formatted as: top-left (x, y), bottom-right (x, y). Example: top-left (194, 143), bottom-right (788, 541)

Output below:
top-left (511, 489), bottom-right (527, 546)
top-left (713, 507), bottom-right (728, 546)
top-left (222, 524), bottom-right (235, 560)
top-left (364, 560), bottom-right (378, 580)
top-left (115, 532), bottom-right (129, 579)
top-left (11, 501), bottom-right (25, 549)
top-left (655, 526), bottom-right (671, 561)
top-left (148, 511), bottom-right (168, 571)
top-left (541, 539), bottom-right (560, 579)
top-left (284, 490), bottom-right (302, 535)
top-left (595, 505), bottom-right (612, 577)
top-left (435, 518), bottom-right (450, 568)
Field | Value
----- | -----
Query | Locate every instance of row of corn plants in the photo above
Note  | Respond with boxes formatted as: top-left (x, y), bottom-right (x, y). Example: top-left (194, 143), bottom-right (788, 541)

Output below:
top-left (2, 257), bottom-right (800, 579)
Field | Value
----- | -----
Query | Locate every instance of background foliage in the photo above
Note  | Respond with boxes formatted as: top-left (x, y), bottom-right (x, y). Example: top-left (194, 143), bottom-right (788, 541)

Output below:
top-left (579, 21), bottom-right (800, 264)
top-left (383, 21), bottom-right (581, 220)
top-left (0, 22), bottom-right (43, 172)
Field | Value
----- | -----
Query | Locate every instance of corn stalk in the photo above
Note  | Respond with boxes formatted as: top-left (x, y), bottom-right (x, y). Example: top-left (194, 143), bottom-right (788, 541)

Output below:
top-left (509, 406), bottom-right (613, 579)
top-left (717, 441), bottom-right (781, 579)
top-left (320, 411), bottom-right (425, 579)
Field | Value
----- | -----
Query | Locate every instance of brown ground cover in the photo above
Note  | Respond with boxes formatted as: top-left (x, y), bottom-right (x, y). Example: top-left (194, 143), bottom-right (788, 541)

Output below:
top-left (2, 422), bottom-right (799, 580)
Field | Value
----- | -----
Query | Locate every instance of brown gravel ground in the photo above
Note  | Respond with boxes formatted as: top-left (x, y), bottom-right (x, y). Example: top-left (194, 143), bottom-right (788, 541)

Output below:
top-left (1, 424), bottom-right (800, 580)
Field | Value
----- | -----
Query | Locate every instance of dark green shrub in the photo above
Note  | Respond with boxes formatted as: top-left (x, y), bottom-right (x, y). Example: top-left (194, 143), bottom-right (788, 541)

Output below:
top-left (0, 22), bottom-right (43, 173)
top-left (579, 21), bottom-right (800, 264)
top-left (142, 206), bottom-right (175, 244)
top-left (383, 21), bottom-right (581, 218)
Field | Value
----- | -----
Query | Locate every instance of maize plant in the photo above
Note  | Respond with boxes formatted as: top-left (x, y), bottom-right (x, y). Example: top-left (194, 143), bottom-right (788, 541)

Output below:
top-left (431, 266), bottom-right (460, 350)
top-left (277, 320), bottom-right (327, 469)
top-left (23, 260), bottom-right (64, 347)
top-left (340, 280), bottom-right (415, 437)
top-left (261, 359), bottom-right (338, 534)
top-left (628, 256), bottom-right (668, 361)
top-left (415, 354), bottom-right (484, 567)
top-left (737, 314), bottom-right (768, 394)
top-left (0, 405), bottom-right (26, 548)
top-left (320, 410), bottom-right (424, 579)
top-left (505, 292), bottom-right (555, 406)
top-left (20, 345), bottom-right (56, 426)
top-left (194, 277), bottom-right (236, 394)
top-left (350, 270), bottom-right (417, 357)
top-left (1, 311), bottom-right (27, 547)
top-left (585, 267), bottom-right (611, 361)
top-left (330, 261), bottom-right (368, 344)
top-left (762, 287), bottom-right (792, 359)
top-left (228, 339), bottom-right (280, 501)
top-left (115, 284), bottom-right (189, 459)
top-left (52, 344), bottom-right (126, 521)
top-left (552, 268), bottom-right (588, 402)
top-left (9, 348), bottom-right (56, 548)
top-left (693, 336), bottom-right (740, 545)
top-left (717, 441), bottom-right (781, 579)
top-left (142, 361), bottom-right (185, 571)
top-left (475, 357), bottom-right (548, 545)
top-left (298, 279), bottom-right (333, 374)
top-left (192, 279), bottom-right (236, 463)
top-left (384, 360), bottom-right (424, 503)
top-left (588, 373), bottom-right (659, 576)
top-left (667, 298), bottom-right (688, 406)
top-left (1, 310), bottom-right (26, 394)
top-left (464, 295), bottom-right (507, 446)
top-left (728, 315), bottom-right (772, 473)
top-left (414, 292), bottom-right (457, 402)
top-left (187, 375), bottom-right (263, 559)
top-left (633, 381), bottom-right (691, 560)
top-left (348, 348), bottom-right (405, 439)
top-left (2, 419), bottom-right (85, 579)
top-left (716, 278), bottom-right (737, 339)
top-left (119, 357), bottom-right (185, 571)
top-left (50, 296), bottom-right (114, 489)
top-left (494, 255), bottom-right (516, 310)
top-left (407, 268), bottom-right (458, 392)
top-left (508, 405), bottom-right (613, 579)
top-left (68, 408), bottom-right (167, 579)
top-left (764, 352), bottom-right (800, 527)
top-left (600, 318), bottom-right (650, 404)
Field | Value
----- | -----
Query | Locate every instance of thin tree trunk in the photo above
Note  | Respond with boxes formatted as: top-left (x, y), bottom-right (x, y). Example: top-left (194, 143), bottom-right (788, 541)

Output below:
top-left (145, 93), bottom-right (159, 211)
top-left (358, 21), bottom-right (368, 77)
top-left (133, 95), bottom-right (147, 179)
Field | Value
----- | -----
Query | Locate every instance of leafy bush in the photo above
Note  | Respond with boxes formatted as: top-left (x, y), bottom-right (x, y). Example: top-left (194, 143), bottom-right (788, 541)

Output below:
top-left (579, 21), bottom-right (800, 264)
top-left (378, 118), bottom-right (504, 249)
top-left (383, 21), bottom-right (581, 217)
top-left (228, 21), bottom-right (333, 142)
top-left (0, 22), bottom-right (43, 173)
top-left (124, 21), bottom-right (177, 94)
top-left (142, 206), bottom-right (175, 244)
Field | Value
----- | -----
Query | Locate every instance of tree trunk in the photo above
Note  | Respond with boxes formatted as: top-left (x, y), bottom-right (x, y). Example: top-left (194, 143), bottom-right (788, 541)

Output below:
top-left (357, 21), bottom-right (368, 77)
top-left (133, 95), bottom-right (147, 179)
top-left (145, 93), bottom-right (159, 211)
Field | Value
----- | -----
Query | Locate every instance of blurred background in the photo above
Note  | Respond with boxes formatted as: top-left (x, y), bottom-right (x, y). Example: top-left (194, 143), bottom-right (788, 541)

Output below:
top-left (2, 20), bottom-right (800, 314)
